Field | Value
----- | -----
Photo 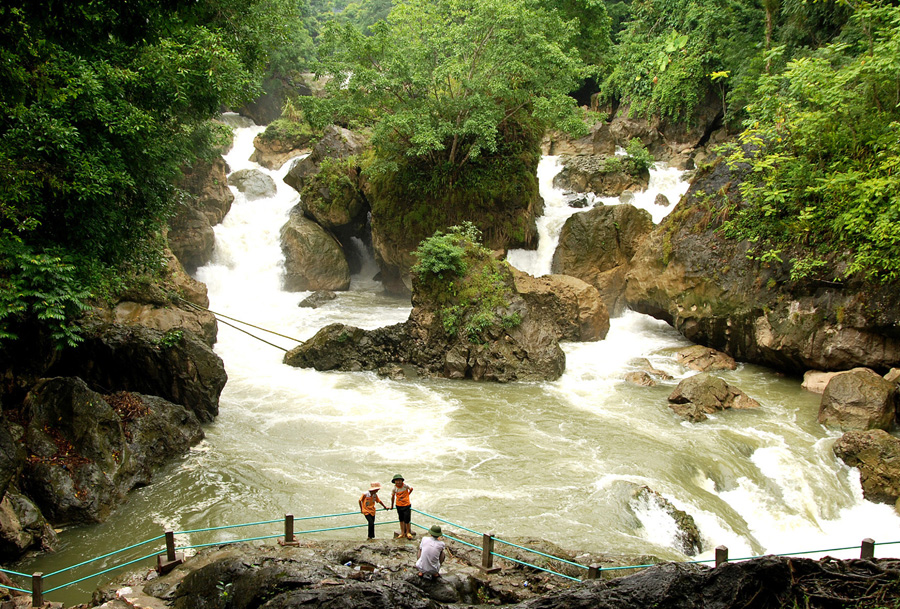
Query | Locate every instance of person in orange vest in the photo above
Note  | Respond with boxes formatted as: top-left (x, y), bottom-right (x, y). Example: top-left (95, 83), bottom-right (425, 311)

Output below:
top-left (359, 482), bottom-right (388, 539)
top-left (389, 474), bottom-right (414, 539)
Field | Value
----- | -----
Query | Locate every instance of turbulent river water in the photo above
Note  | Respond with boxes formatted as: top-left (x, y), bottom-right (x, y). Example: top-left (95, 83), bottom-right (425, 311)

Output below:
top-left (18, 117), bottom-right (900, 604)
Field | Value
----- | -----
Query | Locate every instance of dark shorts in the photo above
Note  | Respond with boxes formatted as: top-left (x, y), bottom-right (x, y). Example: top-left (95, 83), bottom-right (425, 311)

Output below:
top-left (396, 505), bottom-right (411, 523)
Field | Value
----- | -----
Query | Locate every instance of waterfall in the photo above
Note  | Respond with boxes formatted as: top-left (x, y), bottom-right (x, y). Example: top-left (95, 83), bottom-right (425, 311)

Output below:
top-left (17, 119), bottom-right (900, 605)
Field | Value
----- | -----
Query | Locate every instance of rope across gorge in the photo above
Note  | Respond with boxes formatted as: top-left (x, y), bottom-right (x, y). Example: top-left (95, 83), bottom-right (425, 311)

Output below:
top-left (4, 508), bottom-right (899, 606)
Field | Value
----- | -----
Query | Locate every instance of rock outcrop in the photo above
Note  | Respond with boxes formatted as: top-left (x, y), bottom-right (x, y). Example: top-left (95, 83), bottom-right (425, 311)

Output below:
top-left (227, 168), bottom-right (277, 200)
top-left (632, 486), bottom-right (703, 556)
top-left (552, 155), bottom-right (649, 198)
top-left (21, 378), bottom-right (203, 525)
top-left (48, 321), bottom-right (226, 423)
top-left (169, 157), bottom-right (234, 273)
top-left (551, 204), bottom-right (654, 316)
top-left (280, 209), bottom-right (351, 292)
top-left (833, 429), bottom-right (900, 504)
top-left (625, 152), bottom-right (900, 375)
top-left (676, 345), bottom-right (737, 372)
top-left (818, 368), bottom-right (898, 431)
top-left (667, 373), bottom-right (760, 422)
top-left (94, 540), bottom-right (900, 609)
top-left (284, 236), bottom-right (581, 382)
top-left (512, 271), bottom-right (610, 342)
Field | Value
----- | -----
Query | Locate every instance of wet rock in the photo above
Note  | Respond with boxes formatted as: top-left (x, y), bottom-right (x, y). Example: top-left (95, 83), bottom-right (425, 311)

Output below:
top-left (817, 368), bottom-right (898, 431)
top-left (285, 243), bottom-right (568, 382)
top-left (228, 169), bottom-right (277, 200)
top-left (551, 204), bottom-right (654, 317)
top-left (552, 156), bottom-right (649, 198)
top-left (284, 125), bottom-right (367, 193)
top-left (299, 291), bottom-right (338, 309)
top-left (542, 122), bottom-right (616, 156)
top-left (625, 151), bottom-right (900, 375)
top-left (676, 344), bottom-right (737, 372)
top-left (802, 370), bottom-right (842, 394)
top-left (0, 490), bottom-right (57, 560)
top-left (170, 157), bottom-right (233, 272)
top-left (833, 429), bottom-right (900, 504)
top-left (49, 323), bottom-right (226, 423)
top-left (568, 196), bottom-right (590, 209)
top-left (20, 378), bottom-right (203, 525)
top-left (512, 271), bottom-right (610, 342)
top-left (632, 486), bottom-right (702, 555)
top-left (631, 358), bottom-right (673, 380)
top-left (654, 193), bottom-right (670, 207)
top-left (667, 373), bottom-right (760, 422)
top-left (624, 371), bottom-right (656, 387)
top-left (280, 210), bottom-right (351, 292)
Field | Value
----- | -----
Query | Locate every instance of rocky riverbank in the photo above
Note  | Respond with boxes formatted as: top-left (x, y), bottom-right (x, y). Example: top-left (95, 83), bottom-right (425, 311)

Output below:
top-left (70, 538), bottom-right (900, 609)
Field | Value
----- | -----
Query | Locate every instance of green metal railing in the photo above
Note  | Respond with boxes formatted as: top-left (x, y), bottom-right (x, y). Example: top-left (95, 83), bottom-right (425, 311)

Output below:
top-left (2, 507), bottom-right (897, 606)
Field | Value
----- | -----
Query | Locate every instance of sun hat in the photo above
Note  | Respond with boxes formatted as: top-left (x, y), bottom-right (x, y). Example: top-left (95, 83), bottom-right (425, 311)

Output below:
top-left (369, 482), bottom-right (381, 491)
top-left (392, 474), bottom-right (404, 482)
top-left (429, 525), bottom-right (442, 537)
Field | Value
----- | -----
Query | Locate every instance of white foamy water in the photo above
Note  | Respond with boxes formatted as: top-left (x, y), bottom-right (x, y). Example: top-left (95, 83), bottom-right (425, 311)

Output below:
top-left (17, 118), bottom-right (899, 604)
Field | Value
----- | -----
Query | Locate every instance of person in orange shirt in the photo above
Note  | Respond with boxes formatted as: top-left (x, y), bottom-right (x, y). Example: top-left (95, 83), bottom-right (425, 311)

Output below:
top-left (359, 482), bottom-right (387, 540)
top-left (389, 474), bottom-right (414, 539)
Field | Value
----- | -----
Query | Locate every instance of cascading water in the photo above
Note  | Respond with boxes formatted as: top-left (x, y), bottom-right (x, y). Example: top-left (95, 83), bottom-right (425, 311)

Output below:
top-left (17, 118), bottom-right (900, 604)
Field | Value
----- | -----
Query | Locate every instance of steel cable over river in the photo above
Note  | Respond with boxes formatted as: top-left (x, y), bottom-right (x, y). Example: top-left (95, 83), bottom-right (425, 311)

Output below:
top-left (15, 116), bottom-right (900, 604)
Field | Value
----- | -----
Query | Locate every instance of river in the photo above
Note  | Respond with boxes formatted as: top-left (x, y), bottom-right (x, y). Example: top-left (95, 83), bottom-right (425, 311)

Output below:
top-left (16, 117), bottom-right (900, 604)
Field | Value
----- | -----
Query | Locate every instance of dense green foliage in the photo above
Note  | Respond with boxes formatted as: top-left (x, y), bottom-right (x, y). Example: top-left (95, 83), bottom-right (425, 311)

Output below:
top-left (307, 0), bottom-right (590, 185)
top-left (413, 223), bottom-right (521, 343)
top-left (0, 0), bottom-right (309, 346)
top-left (719, 4), bottom-right (900, 282)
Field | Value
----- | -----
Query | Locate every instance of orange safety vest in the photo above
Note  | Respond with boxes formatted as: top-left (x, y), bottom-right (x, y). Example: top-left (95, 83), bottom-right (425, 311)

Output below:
top-left (360, 492), bottom-right (378, 516)
top-left (393, 484), bottom-right (412, 507)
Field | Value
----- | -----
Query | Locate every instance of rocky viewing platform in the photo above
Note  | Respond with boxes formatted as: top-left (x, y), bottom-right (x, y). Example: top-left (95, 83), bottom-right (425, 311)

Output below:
top-left (33, 538), bottom-right (899, 609)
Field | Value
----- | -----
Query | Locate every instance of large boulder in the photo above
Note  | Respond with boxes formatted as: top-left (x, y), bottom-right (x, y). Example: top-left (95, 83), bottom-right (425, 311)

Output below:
top-left (552, 155), bottom-right (649, 198)
top-left (21, 378), bottom-right (203, 525)
top-left (285, 238), bottom-right (570, 382)
top-left (625, 152), bottom-right (900, 375)
top-left (91, 264), bottom-right (218, 346)
top-left (0, 490), bottom-right (57, 560)
top-left (817, 368), bottom-right (898, 431)
top-left (676, 345), bottom-right (737, 372)
top-left (542, 122), bottom-right (617, 156)
top-left (169, 157), bottom-right (234, 272)
top-left (551, 204), bottom-right (654, 316)
top-left (632, 486), bottom-right (703, 556)
top-left (283, 125), bottom-right (367, 194)
top-left (48, 322), bottom-right (226, 423)
top-left (667, 373), bottom-right (760, 422)
top-left (250, 119), bottom-right (315, 170)
top-left (833, 429), bottom-right (900, 504)
top-left (280, 210), bottom-right (351, 292)
top-left (227, 168), bottom-right (277, 200)
top-left (512, 271), bottom-right (610, 342)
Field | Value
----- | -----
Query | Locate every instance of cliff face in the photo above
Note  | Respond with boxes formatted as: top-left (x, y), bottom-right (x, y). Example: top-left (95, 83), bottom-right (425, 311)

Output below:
top-left (625, 156), bottom-right (900, 374)
top-left (0, 256), bottom-right (226, 561)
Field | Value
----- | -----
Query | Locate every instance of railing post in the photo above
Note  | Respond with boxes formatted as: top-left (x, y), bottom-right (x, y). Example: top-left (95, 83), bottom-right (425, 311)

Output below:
top-left (31, 572), bottom-right (42, 607)
top-left (156, 529), bottom-right (184, 575)
top-left (715, 545), bottom-right (729, 567)
top-left (861, 538), bottom-right (875, 560)
top-left (587, 564), bottom-right (601, 580)
top-left (480, 532), bottom-right (500, 573)
top-left (279, 514), bottom-right (299, 546)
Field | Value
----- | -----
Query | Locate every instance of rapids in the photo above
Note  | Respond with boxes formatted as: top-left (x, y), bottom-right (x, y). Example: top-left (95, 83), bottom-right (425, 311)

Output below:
top-left (16, 117), bottom-right (900, 604)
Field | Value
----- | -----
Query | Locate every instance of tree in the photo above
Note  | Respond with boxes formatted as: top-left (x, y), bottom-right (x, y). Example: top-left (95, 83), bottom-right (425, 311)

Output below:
top-left (720, 3), bottom-right (900, 282)
top-left (0, 0), bottom-right (302, 346)
top-left (309, 0), bottom-right (589, 187)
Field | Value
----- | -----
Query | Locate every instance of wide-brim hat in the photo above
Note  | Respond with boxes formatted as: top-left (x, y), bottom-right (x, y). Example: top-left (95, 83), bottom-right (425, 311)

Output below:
top-left (392, 474), bottom-right (404, 482)
top-left (429, 525), bottom-right (442, 537)
top-left (369, 482), bottom-right (381, 491)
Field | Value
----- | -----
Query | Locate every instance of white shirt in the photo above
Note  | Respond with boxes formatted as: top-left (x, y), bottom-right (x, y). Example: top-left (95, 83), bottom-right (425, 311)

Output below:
top-left (415, 536), bottom-right (445, 574)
